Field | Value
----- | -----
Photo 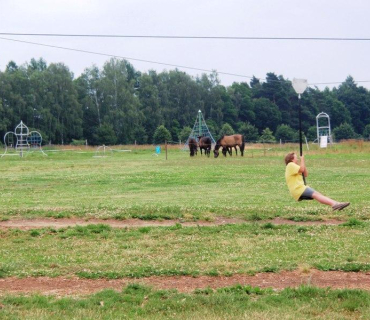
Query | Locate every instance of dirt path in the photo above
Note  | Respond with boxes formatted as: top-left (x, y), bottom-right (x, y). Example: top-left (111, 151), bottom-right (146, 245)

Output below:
top-left (1, 270), bottom-right (370, 295)
top-left (0, 217), bottom-right (343, 230)
top-left (0, 218), bottom-right (350, 296)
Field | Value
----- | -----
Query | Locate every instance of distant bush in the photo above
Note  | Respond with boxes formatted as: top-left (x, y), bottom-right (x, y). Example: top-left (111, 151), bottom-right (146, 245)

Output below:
top-left (306, 126), bottom-right (317, 142)
top-left (71, 139), bottom-right (86, 146)
top-left (275, 124), bottom-right (298, 143)
top-left (95, 123), bottom-right (118, 145)
top-left (363, 124), bottom-right (370, 141)
top-left (238, 122), bottom-right (259, 142)
top-left (258, 128), bottom-right (275, 143)
top-left (153, 125), bottom-right (172, 144)
top-left (219, 123), bottom-right (234, 138)
top-left (333, 123), bottom-right (357, 141)
top-left (179, 126), bottom-right (192, 142)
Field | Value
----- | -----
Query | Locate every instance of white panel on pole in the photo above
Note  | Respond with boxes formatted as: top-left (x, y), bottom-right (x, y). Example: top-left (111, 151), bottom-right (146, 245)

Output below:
top-left (320, 135), bottom-right (328, 148)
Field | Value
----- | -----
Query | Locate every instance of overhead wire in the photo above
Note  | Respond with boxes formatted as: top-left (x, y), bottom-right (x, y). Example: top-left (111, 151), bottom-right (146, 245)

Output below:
top-left (0, 36), bottom-right (258, 80)
top-left (1, 33), bottom-right (370, 41)
top-left (1, 35), bottom-right (370, 86)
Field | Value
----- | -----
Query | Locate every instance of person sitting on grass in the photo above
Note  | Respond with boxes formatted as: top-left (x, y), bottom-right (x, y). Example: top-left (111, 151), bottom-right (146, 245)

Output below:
top-left (285, 152), bottom-right (350, 211)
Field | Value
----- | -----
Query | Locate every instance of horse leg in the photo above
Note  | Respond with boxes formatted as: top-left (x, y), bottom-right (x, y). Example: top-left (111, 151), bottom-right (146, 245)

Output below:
top-left (240, 142), bottom-right (245, 156)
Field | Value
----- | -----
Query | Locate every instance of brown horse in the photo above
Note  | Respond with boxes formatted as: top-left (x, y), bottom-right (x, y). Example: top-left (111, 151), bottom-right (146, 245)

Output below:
top-left (188, 138), bottom-right (198, 157)
top-left (214, 134), bottom-right (245, 158)
top-left (222, 146), bottom-right (232, 156)
top-left (198, 136), bottom-right (212, 157)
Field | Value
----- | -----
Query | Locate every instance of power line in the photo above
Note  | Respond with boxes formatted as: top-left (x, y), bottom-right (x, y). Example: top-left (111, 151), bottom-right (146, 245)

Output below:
top-left (1, 33), bottom-right (370, 41)
top-left (0, 36), bottom-right (257, 80)
top-left (1, 36), bottom-right (370, 86)
top-left (309, 80), bottom-right (370, 85)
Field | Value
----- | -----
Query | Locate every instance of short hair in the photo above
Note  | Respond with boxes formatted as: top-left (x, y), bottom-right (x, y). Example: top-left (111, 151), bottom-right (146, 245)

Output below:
top-left (285, 152), bottom-right (295, 165)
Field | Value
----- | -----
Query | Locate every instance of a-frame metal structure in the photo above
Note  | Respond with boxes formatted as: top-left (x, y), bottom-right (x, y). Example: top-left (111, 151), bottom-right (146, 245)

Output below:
top-left (183, 110), bottom-right (216, 148)
top-left (316, 112), bottom-right (332, 145)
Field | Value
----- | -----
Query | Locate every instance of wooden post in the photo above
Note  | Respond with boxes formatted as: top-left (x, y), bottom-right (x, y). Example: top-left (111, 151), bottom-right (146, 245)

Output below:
top-left (165, 140), bottom-right (168, 160)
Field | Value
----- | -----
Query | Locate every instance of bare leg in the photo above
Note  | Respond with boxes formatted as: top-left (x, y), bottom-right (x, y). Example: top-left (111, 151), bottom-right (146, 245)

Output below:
top-left (312, 191), bottom-right (336, 206)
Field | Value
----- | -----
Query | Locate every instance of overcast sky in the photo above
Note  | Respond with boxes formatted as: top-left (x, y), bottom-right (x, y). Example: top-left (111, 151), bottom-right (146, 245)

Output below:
top-left (1, 0), bottom-right (369, 89)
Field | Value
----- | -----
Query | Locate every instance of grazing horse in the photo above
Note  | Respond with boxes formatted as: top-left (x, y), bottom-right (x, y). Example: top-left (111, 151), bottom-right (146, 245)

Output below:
top-left (198, 136), bottom-right (212, 157)
top-left (214, 134), bottom-right (245, 158)
top-left (222, 146), bottom-right (232, 157)
top-left (223, 146), bottom-right (239, 156)
top-left (188, 138), bottom-right (198, 157)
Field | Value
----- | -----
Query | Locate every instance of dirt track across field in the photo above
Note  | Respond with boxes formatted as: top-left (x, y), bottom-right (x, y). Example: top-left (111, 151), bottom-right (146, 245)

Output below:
top-left (1, 270), bottom-right (370, 296)
top-left (0, 217), bottom-right (344, 230)
top-left (0, 217), bottom-right (352, 295)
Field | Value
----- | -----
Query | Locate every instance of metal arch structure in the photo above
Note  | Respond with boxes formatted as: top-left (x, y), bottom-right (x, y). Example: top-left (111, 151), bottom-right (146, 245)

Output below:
top-left (3, 132), bottom-right (17, 149)
top-left (28, 130), bottom-right (47, 156)
top-left (93, 145), bottom-right (114, 157)
top-left (1, 121), bottom-right (47, 158)
top-left (183, 110), bottom-right (216, 149)
top-left (316, 112), bottom-right (332, 145)
top-left (14, 120), bottom-right (30, 157)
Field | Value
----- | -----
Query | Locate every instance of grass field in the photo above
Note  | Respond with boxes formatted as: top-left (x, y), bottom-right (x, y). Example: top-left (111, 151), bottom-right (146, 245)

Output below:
top-left (2, 285), bottom-right (370, 319)
top-left (0, 222), bottom-right (370, 278)
top-left (0, 142), bottom-right (369, 221)
top-left (1, 141), bottom-right (370, 319)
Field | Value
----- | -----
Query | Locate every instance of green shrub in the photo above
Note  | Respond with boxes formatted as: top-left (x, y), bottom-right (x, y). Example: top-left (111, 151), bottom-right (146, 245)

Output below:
top-left (70, 139), bottom-right (86, 146)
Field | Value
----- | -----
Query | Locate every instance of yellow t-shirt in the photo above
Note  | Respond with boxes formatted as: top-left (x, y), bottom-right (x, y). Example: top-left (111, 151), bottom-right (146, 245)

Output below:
top-left (285, 162), bottom-right (306, 201)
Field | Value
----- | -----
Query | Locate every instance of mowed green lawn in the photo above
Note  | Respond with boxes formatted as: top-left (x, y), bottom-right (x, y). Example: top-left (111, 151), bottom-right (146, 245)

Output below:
top-left (0, 143), bottom-right (369, 221)
top-left (1, 222), bottom-right (370, 278)
top-left (1, 143), bottom-right (370, 319)
top-left (2, 285), bottom-right (370, 320)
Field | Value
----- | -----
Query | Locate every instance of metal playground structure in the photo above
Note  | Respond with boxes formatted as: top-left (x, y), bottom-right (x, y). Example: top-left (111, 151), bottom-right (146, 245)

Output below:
top-left (1, 121), bottom-right (47, 157)
top-left (316, 112), bottom-right (332, 147)
top-left (184, 110), bottom-right (216, 149)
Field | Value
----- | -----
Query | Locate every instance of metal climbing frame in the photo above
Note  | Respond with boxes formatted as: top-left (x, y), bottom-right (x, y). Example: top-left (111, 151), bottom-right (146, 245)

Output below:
top-left (316, 112), bottom-right (332, 145)
top-left (2, 121), bottom-right (47, 157)
top-left (183, 110), bottom-right (216, 148)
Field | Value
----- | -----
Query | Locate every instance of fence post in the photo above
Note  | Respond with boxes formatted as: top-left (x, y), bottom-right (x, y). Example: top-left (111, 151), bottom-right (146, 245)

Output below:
top-left (165, 140), bottom-right (168, 160)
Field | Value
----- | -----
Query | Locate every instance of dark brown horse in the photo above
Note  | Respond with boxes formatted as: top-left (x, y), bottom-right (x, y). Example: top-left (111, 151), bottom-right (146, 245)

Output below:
top-left (214, 134), bottom-right (245, 158)
top-left (188, 138), bottom-right (198, 157)
top-left (198, 136), bottom-right (212, 157)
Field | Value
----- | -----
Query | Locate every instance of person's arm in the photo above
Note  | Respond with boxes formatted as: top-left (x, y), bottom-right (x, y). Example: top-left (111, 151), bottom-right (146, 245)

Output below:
top-left (298, 155), bottom-right (308, 177)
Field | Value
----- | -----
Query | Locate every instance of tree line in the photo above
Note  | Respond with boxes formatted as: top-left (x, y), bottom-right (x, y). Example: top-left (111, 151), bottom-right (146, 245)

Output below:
top-left (1, 57), bottom-right (370, 145)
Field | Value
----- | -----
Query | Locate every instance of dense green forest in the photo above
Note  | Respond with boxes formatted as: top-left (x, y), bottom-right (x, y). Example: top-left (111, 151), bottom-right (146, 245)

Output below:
top-left (1, 57), bottom-right (370, 145)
